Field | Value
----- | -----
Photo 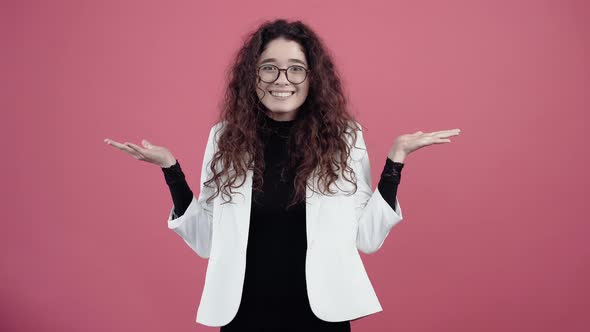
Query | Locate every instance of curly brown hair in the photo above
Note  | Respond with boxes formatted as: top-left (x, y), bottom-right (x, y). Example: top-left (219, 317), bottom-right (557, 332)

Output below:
top-left (204, 18), bottom-right (364, 209)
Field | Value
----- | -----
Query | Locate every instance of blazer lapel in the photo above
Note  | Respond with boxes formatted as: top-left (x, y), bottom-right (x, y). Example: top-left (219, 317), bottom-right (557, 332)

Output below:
top-left (231, 168), bottom-right (253, 256)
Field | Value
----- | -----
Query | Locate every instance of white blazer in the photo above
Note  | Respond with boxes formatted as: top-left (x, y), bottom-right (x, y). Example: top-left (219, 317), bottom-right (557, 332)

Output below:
top-left (166, 121), bottom-right (404, 327)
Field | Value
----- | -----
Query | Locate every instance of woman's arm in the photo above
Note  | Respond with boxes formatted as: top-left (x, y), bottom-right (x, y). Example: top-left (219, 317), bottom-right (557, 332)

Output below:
top-left (162, 159), bottom-right (194, 219)
top-left (377, 157), bottom-right (404, 212)
top-left (164, 124), bottom-right (221, 259)
top-left (352, 127), bottom-right (404, 255)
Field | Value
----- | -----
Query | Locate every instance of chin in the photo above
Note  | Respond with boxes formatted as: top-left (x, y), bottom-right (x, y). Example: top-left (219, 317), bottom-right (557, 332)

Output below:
top-left (269, 107), bottom-right (296, 113)
top-left (263, 102), bottom-right (296, 112)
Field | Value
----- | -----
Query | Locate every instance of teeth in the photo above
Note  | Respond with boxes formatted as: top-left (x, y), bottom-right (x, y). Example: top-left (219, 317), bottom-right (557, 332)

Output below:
top-left (270, 91), bottom-right (294, 97)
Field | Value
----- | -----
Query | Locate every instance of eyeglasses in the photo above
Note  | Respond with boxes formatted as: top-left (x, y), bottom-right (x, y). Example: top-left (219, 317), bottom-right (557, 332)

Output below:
top-left (257, 64), bottom-right (310, 84)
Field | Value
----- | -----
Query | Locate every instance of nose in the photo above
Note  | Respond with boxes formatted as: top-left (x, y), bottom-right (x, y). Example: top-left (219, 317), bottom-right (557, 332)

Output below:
top-left (274, 70), bottom-right (290, 85)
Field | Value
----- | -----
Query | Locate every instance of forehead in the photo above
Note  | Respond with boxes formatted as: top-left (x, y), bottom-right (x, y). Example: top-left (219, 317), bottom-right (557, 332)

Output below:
top-left (258, 38), bottom-right (307, 65)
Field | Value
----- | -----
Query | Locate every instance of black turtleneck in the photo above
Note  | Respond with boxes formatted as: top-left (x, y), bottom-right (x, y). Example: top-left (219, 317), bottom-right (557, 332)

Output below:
top-left (162, 114), bottom-right (404, 329)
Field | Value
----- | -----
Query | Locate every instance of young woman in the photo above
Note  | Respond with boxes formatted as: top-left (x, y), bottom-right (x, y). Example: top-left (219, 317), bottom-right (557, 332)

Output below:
top-left (105, 19), bottom-right (460, 332)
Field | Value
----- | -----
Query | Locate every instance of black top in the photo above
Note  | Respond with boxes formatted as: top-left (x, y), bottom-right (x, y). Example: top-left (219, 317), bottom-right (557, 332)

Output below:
top-left (162, 115), bottom-right (404, 329)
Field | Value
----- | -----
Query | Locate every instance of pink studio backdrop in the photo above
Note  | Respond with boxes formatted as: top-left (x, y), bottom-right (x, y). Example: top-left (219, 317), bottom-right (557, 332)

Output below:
top-left (3, 0), bottom-right (589, 331)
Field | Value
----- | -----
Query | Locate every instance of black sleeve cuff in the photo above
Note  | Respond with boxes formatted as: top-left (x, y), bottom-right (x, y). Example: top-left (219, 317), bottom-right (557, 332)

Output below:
top-left (161, 159), bottom-right (194, 218)
top-left (382, 157), bottom-right (404, 182)
top-left (161, 159), bottom-right (185, 185)
top-left (377, 157), bottom-right (404, 212)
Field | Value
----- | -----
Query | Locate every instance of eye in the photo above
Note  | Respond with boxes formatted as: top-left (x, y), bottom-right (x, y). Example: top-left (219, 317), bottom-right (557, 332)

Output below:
top-left (260, 65), bottom-right (277, 71)
top-left (290, 66), bottom-right (305, 72)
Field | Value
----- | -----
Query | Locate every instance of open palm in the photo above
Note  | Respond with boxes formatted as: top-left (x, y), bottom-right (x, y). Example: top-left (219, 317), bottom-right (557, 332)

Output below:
top-left (104, 138), bottom-right (176, 168)
top-left (389, 128), bottom-right (461, 161)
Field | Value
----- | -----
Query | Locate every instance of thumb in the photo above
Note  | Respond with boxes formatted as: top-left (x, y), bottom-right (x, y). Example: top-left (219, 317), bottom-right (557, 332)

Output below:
top-left (142, 139), bottom-right (153, 148)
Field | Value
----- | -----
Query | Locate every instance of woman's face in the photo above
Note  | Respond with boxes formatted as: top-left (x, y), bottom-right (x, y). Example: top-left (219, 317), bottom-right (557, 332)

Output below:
top-left (256, 37), bottom-right (310, 121)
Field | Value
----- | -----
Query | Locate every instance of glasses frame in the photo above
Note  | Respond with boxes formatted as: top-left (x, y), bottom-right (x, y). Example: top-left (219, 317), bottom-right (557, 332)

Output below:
top-left (257, 64), bottom-right (310, 85)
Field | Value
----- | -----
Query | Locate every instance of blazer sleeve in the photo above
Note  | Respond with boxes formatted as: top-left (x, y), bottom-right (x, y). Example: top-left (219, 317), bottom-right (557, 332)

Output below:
top-left (352, 124), bottom-right (404, 254)
top-left (166, 124), bottom-right (219, 259)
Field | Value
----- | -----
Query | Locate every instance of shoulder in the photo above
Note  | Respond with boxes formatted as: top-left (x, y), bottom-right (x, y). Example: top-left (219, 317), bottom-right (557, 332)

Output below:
top-left (205, 121), bottom-right (227, 145)
top-left (345, 120), bottom-right (367, 161)
top-left (211, 120), bottom-right (226, 134)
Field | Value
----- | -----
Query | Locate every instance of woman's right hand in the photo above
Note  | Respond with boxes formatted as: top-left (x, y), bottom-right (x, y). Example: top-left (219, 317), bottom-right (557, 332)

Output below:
top-left (104, 138), bottom-right (177, 168)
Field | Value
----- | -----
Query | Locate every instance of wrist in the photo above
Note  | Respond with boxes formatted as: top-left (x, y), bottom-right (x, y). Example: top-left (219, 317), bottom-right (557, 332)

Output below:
top-left (387, 150), bottom-right (406, 163)
top-left (161, 158), bottom-right (177, 168)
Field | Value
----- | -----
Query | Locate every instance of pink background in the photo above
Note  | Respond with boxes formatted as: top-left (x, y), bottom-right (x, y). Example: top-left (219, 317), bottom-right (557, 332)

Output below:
top-left (3, 0), bottom-right (589, 331)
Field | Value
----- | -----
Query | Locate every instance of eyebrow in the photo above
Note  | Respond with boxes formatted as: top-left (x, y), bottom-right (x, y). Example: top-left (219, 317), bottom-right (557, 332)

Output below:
top-left (259, 58), bottom-right (308, 66)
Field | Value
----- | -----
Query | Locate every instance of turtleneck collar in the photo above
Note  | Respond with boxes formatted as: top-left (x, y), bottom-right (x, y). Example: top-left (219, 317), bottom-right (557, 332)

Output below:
top-left (259, 111), bottom-right (297, 139)
top-left (261, 111), bottom-right (296, 128)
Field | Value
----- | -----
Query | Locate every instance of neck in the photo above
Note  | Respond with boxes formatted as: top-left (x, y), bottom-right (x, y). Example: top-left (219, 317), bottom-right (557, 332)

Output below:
top-left (262, 111), bottom-right (296, 126)
top-left (258, 111), bottom-right (296, 139)
top-left (267, 110), bottom-right (297, 121)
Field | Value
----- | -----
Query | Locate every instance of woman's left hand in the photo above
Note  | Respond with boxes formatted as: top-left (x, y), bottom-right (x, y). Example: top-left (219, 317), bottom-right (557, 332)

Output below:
top-left (388, 128), bottom-right (461, 162)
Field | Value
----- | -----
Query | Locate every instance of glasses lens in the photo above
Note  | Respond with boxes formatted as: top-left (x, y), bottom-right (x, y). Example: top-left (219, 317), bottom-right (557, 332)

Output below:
top-left (259, 65), bottom-right (278, 83)
top-left (258, 65), bottom-right (308, 84)
top-left (287, 66), bottom-right (307, 84)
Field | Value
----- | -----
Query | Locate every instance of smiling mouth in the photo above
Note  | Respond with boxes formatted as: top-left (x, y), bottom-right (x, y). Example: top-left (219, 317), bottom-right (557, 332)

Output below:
top-left (270, 91), bottom-right (295, 98)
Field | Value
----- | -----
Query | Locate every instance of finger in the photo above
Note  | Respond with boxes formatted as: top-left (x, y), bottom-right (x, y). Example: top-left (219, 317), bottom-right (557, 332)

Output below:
top-left (104, 138), bottom-right (121, 146)
top-left (106, 139), bottom-right (143, 158)
top-left (117, 143), bottom-right (142, 159)
top-left (142, 139), bottom-right (153, 149)
top-left (106, 139), bottom-right (133, 152)
top-left (125, 142), bottom-right (146, 157)
top-left (429, 129), bottom-right (461, 137)
top-left (123, 143), bottom-right (145, 159)
top-left (125, 142), bottom-right (143, 151)
top-left (435, 132), bottom-right (461, 139)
